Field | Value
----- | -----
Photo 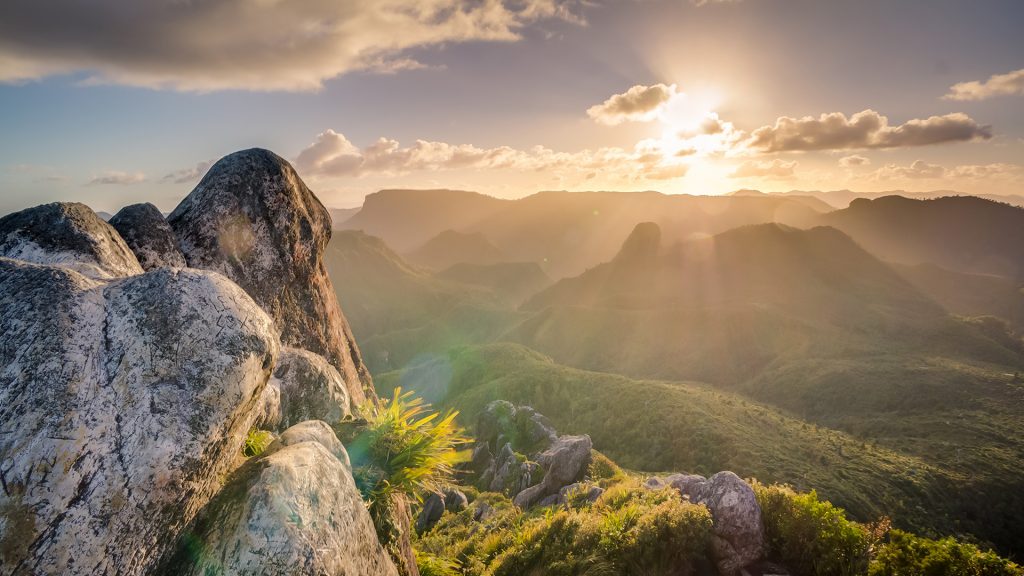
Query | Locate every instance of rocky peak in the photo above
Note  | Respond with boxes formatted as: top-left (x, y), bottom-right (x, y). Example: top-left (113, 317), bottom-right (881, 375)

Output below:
top-left (167, 148), bottom-right (374, 405)
top-left (0, 201), bottom-right (143, 279)
top-left (612, 221), bottom-right (662, 266)
top-left (108, 202), bottom-right (186, 270)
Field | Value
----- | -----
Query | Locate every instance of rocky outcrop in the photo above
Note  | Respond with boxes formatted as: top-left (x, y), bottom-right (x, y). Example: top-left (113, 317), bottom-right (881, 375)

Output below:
top-left (612, 221), bottom-right (662, 266)
top-left (259, 347), bottom-right (351, 432)
top-left (108, 203), bottom-right (186, 270)
top-left (476, 400), bottom-right (557, 454)
top-left (0, 259), bottom-right (278, 575)
top-left (513, 435), bottom-right (592, 508)
top-left (415, 488), bottom-right (469, 534)
top-left (650, 471), bottom-right (766, 576)
top-left (166, 424), bottom-right (397, 576)
top-left (167, 148), bottom-right (373, 405)
top-left (0, 202), bottom-right (143, 279)
top-left (471, 401), bottom-right (591, 510)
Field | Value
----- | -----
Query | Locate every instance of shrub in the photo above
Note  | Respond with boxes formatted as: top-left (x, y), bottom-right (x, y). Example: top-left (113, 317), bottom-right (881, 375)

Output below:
top-left (587, 450), bottom-right (625, 486)
top-left (869, 530), bottom-right (1023, 576)
top-left (753, 481), bottom-right (880, 576)
top-left (487, 481), bottom-right (713, 576)
top-left (347, 388), bottom-right (469, 548)
top-left (241, 427), bottom-right (274, 457)
top-left (416, 550), bottom-right (461, 576)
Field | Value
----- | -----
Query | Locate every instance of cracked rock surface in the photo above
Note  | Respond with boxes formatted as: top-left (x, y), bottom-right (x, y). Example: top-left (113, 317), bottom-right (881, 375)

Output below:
top-left (0, 259), bottom-right (278, 575)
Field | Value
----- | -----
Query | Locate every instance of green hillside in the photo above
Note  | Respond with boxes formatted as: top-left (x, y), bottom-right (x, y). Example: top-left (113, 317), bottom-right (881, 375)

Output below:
top-left (407, 229), bottom-right (506, 271)
top-left (378, 343), bottom-right (1024, 553)
top-left (822, 195), bottom-right (1024, 279)
top-left (324, 230), bottom-right (525, 373)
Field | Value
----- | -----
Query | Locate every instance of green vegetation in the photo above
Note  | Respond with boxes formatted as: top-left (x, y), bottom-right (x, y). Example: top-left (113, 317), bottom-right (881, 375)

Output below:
top-left (329, 218), bottom-right (1024, 557)
top-left (416, 474), bottom-right (1021, 576)
top-left (241, 427), bottom-right (274, 457)
top-left (415, 479), bottom-right (712, 575)
top-left (379, 343), bottom-right (1024, 555)
top-left (345, 388), bottom-right (469, 548)
top-left (754, 481), bottom-right (884, 576)
top-left (871, 530), bottom-right (1023, 576)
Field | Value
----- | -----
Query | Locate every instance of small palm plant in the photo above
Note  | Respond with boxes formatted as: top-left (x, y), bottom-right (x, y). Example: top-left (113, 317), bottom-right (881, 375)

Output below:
top-left (346, 387), bottom-right (469, 547)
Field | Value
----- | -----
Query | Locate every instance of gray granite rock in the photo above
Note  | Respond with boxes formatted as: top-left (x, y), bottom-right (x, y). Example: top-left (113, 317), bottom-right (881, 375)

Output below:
top-left (167, 433), bottom-right (397, 576)
top-left (0, 260), bottom-right (278, 575)
top-left (168, 148), bottom-right (373, 405)
top-left (0, 202), bottom-right (142, 279)
top-left (263, 347), bottom-right (351, 432)
top-left (108, 202), bottom-right (186, 270)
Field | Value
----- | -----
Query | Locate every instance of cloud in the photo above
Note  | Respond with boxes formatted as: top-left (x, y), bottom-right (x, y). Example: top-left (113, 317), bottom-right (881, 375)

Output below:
top-left (86, 171), bottom-right (146, 186)
top-left (745, 110), bottom-right (992, 152)
top-left (729, 159), bottom-right (797, 179)
top-left (944, 68), bottom-right (1024, 101)
top-left (587, 83), bottom-right (679, 125)
top-left (873, 160), bottom-right (1022, 180)
top-left (0, 0), bottom-right (583, 92)
top-left (838, 154), bottom-right (870, 168)
top-left (162, 160), bottom-right (214, 184)
top-left (690, 0), bottom-right (743, 5)
top-left (296, 129), bottom-right (688, 183)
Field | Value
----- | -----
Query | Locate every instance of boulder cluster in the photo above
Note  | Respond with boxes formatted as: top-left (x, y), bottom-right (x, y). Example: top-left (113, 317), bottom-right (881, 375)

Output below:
top-left (644, 472), bottom-right (767, 576)
top-left (419, 400), bottom-right (773, 576)
top-left (0, 149), bottom-right (396, 576)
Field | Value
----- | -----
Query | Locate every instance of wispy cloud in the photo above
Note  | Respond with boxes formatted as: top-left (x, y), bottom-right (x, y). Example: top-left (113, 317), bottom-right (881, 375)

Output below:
top-left (838, 154), bottom-right (870, 168)
top-left (729, 159), bottom-right (797, 179)
top-left (0, 0), bottom-right (585, 92)
top-left (86, 171), bottom-right (146, 186)
top-left (745, 110), bottom-right (992, 152)
top-left (944, 68), bottom-right (1024, 101)
top-left (162, 160), bottom-right (214, 184)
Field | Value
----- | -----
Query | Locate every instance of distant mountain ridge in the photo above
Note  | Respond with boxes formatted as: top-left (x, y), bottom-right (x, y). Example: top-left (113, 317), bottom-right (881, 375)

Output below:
top-left (822, 195), bottom-right (1024, 279)
top-left (338, 188), bottom-right (827, 279)
top-left (406, 229), bottom-right (505, 270)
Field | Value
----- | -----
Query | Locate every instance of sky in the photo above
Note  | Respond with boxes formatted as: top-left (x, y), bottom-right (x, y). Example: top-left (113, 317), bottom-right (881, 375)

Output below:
top-left (1, 0), bottom-right (1023, 214)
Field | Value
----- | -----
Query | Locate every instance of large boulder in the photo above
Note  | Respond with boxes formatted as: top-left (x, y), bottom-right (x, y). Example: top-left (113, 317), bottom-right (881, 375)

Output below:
top-left (166, 428), bottom-right (397, 576)
top-left (0, 202), bottom-right (143, 279)
top-left (260, 347), bottom-right (351, 432)
top-left (513, 435), bottom-right (592, 508)
top-left (108, 203), bottom-right (186, 270)
top-left (667, 471), bottom-right (765, 576)
top-left (0, 259), bottom-right (278, 575)
top-left (167, 148), bottom-right (373, 404)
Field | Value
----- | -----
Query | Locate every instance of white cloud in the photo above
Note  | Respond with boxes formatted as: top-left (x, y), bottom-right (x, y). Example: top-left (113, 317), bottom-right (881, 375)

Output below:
top-left (873, 160), bottom-right (1022, 181)
top-left (729, 159), bottom-right (797, 179)
top-left (587, 83), bottom-right (680, 125)
top-left (162, 160), bottom-right (215, 184)
top-left (745, 110), bottom-right (992, 152)
top-left (86, 171), bottom-right (146, 186)
top-left (0, 0), bottom-right (583, 92)
top-left (296, 129), bottom-right (688, 183)
top-left (944, 68), bottom-right (1024, 101)
top-left (838, 154), bottom-right (870, 168)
